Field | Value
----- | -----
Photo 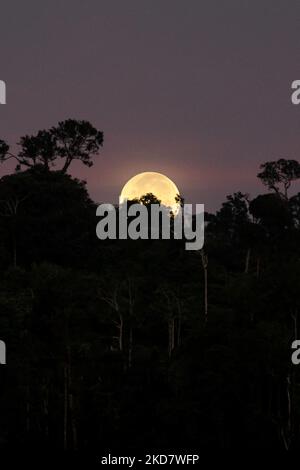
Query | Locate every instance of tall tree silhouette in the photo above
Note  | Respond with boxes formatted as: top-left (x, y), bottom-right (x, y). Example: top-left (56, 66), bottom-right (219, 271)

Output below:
top-left (257, 159), bottom-right (300, 199)
top-left (0, 119), bottom-right (103, 173)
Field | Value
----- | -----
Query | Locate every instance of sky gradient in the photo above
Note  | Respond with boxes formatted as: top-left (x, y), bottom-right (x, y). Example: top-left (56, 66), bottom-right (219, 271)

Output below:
top-left (0, 0), bottom-right (299, 211)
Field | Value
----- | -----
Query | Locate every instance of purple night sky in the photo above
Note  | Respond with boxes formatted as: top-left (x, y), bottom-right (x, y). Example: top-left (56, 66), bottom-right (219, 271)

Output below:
top-left (0, 0), bottom-right (299, 211)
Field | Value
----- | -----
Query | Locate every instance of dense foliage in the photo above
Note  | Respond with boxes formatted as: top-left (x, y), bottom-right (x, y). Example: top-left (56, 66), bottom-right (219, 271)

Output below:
top-left (0, 128), bottom-right (300, 451)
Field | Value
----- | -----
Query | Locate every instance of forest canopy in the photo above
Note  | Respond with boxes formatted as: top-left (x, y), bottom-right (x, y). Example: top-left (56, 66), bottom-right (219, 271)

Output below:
top-left (0, 122), bottom-right (300, 451)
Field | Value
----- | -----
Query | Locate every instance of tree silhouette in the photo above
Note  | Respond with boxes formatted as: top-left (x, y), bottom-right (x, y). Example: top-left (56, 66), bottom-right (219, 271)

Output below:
top-left (0, 119), bottom-right (103, 173)
top-left (257, 159), bottom-right (300, 199)
top-left (53, 119), bottom-right (103, 173)
top-left (138, 192), bottom-right (161, 206)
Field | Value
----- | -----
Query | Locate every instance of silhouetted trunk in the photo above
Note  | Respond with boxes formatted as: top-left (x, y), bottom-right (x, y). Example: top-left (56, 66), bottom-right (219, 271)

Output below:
top-left (26, 383), bottom-right (30, 435)
top-left (128, 324), bottom-right (133, 369)
top-left (66, 344), bottom-right (77, 450)
top-left (127, 279), bottom-right (134, 368)
top-left (69, 392), bottom-right (77, 450)
top-left (42, 381), bottom-right (49, 439)
top-left (162, 289), bottom-right (175, 357)
top-left (201, 250), bottom-right (208, 322)
top-left (176, 298), bottom-right (182, 347)
top-left (100, 287), bottom-right (123, 352)
top-left (244, 247), bottom-right (251, 274)
top-left (256, 256), bottom-right (260, 278)
top-left (280, 374), bottom-right (292, 450)
top-left (12, 231), bottom-right (17, 268)
top-left (62, 156), bottom-right (72, 173)
top-left (44, 157), bottom-right (50, 171)
top-left (286, 374), bottom-right (292, 447)
top-left (0, 197), bottom-right (28, 267)
top-left (63, 362), bottom-right (68, 450)
top-left (168, 318), bottom-right (175, 358)
top-left (292, 310), bottom-right (298, 340)
top-left (119, 314), bottom-right (123, 352)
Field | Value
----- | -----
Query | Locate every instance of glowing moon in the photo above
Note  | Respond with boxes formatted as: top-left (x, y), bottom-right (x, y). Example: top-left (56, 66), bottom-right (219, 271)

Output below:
top-left (120, 172), bottom-right (181, 213)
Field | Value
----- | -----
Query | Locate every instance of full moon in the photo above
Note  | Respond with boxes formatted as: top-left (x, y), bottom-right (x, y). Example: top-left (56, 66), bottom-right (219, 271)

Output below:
top-left (120, 172), bottom-right (181, 214)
